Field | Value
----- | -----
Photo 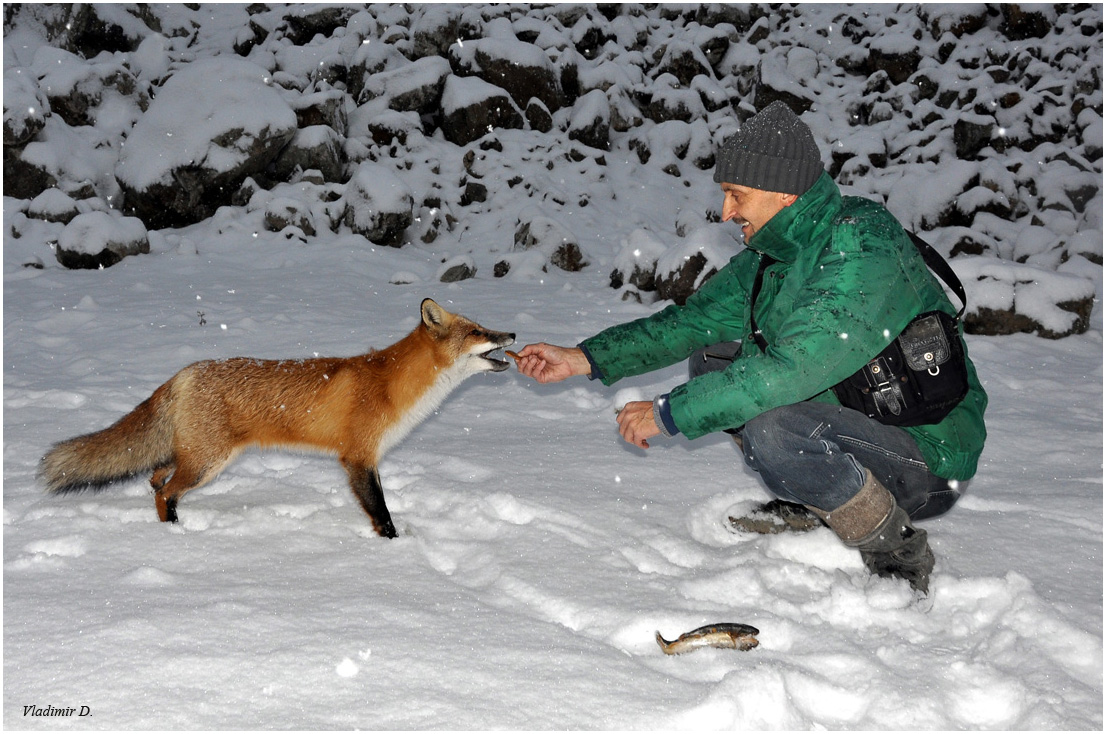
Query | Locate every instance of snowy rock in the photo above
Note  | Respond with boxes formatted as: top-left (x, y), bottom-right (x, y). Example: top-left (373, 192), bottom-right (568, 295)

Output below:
top-left (54, 210), bottom-right (148, 269)
top-left (269, 125), bottom-right (346, 184)
top-left (610, 229), bottom-right (668, 292)
top-left (452, 37), bottom-right (566, 113)
top-left (116, 58), bottom-right (298, 230)
top-left (998, 4), bottom-right (1055, 41)
top-left (957, 258), bottom-right (1097, 339)
top-left (33, 47), bottom-right (141, 128)
top-left (954, 113), bottom-right (996, 160)
top-left (513, 208), bottom-right (587, 272)
top-left (342, 162), bottom-right (413, 247)
top-left (567, 89), bottom-right (610, 151)
top-left (643, 73), bottom-right (706, 124)
top-left (3, 146), bottom-right (58, 200)
top-left (27, 188), bottom-right (80, 224)
top-left (363, 109), bottom-right (422, 147)
top-left (525, 99), bottom-right (553, 134)
top-left (866, 37), bottom-right (922, 86)
top-left (280, 6), bottom-right (359, 46)
top-left (290, 90), bottom-right (348, 136)
top-left (460, 178), bottom-right (487, 206)
top-left (437, 256), bottom-right (477, 283)
top-left (607, 85), bottom-right (644, 132)
top-left (3, 68), bottom-right (50, 146)
top-left (410, 6), bottom-right (463, 60)
top-left (919, 5), bottom-right (989, 39)
top-left (440, 75), bottom-right (523, 147)
top-left (655, 251), bottom-right (714, 306)
top-left (360, 56), bottom-right (451, 114)
top-left (628, 120), bottom-right (714, 176)
top-left (754, 49), bottom-right (814, 115)
top-left (654, 40), bottom-right (714, 87)
top-left (652, 227), bottom-right (737, 306)
top-left (56, 4), bottom-right (150, 57)
top-left (568, 10), bottom-right (613, 61)
top-left (263, 197), bottom-right (316, 238)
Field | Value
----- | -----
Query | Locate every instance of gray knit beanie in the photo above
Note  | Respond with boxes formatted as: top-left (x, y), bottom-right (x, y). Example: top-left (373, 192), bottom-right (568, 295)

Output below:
top-left (713, 101), bottom-right (824, 195)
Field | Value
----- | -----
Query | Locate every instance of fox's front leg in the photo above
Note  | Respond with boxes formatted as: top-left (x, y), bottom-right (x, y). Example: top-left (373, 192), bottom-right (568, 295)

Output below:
top-left (342, 460), bottom-right (397, 538)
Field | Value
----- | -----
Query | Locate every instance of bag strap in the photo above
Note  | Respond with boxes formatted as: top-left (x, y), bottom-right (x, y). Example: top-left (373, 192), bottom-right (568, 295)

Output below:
top-left (748, 253), bottom-right (774, 351)
top-left (746, 231), bottom-right (966, 352)
top-left (906, 232), bottom-right (967, 320)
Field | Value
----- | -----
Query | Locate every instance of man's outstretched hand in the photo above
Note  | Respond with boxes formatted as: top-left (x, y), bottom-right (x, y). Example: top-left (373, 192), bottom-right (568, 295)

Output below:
top-left (514, 343), bottom-right (592, 384)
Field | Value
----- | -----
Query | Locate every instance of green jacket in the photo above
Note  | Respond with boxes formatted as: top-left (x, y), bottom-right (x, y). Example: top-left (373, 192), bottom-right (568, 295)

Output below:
top-left (581, 172), bottom-right (987, 480)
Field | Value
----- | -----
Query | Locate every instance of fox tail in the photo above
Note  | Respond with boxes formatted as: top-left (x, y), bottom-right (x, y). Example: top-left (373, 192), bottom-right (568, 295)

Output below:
top-left (40, 383), bottom-right (175, 494)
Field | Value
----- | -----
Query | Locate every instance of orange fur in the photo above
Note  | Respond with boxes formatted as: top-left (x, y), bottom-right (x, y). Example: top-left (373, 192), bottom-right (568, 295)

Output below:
top-left (39, 299), bottom-right (514, 536)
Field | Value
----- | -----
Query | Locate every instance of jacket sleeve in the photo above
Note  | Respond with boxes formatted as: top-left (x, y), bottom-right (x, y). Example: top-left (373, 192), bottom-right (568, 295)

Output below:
top-left (668, 216), bottom-right (936, 439)
top-left (579, 250), bottom-right (759, 384)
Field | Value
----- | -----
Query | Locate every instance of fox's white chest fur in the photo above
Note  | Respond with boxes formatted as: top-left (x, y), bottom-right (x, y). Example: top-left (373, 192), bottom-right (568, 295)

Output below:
top-left (375, 360), bottom-right (477, 461)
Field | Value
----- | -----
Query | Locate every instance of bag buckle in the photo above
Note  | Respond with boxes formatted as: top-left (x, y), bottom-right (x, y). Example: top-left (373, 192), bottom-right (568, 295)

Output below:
top-left (863, 356), bottom-right (906, 417)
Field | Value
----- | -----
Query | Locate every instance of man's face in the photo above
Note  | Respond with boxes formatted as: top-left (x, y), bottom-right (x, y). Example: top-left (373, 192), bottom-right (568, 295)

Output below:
top-left (719, 183), bottom-right (798, 241)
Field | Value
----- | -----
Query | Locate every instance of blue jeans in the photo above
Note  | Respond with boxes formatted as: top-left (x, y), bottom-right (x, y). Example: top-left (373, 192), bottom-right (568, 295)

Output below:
top-left (689, 344), bottom-right (959, 521)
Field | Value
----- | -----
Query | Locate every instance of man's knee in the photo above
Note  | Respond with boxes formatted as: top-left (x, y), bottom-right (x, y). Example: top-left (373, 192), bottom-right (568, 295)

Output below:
top-left (742, 403), bottom-right (823, 458)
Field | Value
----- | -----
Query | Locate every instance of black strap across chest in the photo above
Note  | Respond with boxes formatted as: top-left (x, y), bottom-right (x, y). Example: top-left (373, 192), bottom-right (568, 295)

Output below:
top-left (747, 231), bottom-right (966, 352)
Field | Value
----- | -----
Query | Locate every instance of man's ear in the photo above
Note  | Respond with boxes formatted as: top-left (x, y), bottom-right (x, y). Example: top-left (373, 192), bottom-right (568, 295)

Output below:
top-left (781, 193), bottom-right (799, 207)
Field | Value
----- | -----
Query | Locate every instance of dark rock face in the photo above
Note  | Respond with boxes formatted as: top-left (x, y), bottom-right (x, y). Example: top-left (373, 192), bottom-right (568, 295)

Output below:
top-left (458, 37), bottom-right (566, 114)
top-left (270, 126), bottom-right (346, 184)
top-left (440, 76), bottom-right (524, 147)
top-left (655, 252), bottom-right (716, 306)
top-left (114, 58), bottom-right (298, 230)
top-left (342, 163), bottom-right (413, 248)
top-left (965, 301), bottom-right (1094, 340)
top-left (118, 124), bottom-right (296, 230)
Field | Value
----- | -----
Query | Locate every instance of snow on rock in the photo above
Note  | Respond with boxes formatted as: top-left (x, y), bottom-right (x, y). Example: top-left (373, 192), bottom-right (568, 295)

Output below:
top-left (654, 225), bottom-right (740, 306)
top-left (2, 66), bottom-right (50, 145)
top-left (269, 124), bottom-right (345, 184)
top-left (439, 73), bottom-right (524, 147)
top-left (359, 54), bottom-right (451, 113)
top-left (956, 258), bottom-right (1097, 339)
top-left (341, 161), bottom-right (413, 247)
top-left (512, 205), bottom-right (587, 274)
top-left (610, 228), bottom-right (670, 295)
top-left (451, 35), bottom-right (566, 113)
top-left (26, 187), bottom-right (81, 224)
top-left (115, 57), bottom-right (297, 229)
top-left (436, 255), bottom-right (477, 283)
top-left (52, 210), bottom-right (148, 269)
top-left (567, 88), bottom-right (611, 151)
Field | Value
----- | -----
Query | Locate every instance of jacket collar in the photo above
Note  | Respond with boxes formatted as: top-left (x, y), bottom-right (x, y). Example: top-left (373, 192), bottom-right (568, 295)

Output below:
top-left (746, 172), bottom-right (841, 263)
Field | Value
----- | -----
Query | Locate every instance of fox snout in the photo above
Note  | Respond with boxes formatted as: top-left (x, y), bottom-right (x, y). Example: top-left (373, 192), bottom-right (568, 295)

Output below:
top-left (481, 331), bottom-right (516, 372)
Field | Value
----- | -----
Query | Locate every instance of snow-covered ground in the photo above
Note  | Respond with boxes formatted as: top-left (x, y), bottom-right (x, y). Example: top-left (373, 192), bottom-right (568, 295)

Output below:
top-left (4, 4), bottom-right (1102, 730)
top-left (5, 209), bottom-right (1102, 731)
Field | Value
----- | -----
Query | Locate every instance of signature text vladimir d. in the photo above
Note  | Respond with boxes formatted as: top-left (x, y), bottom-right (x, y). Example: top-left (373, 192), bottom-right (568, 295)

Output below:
top-left (23, 705), bottom-right (91, 717)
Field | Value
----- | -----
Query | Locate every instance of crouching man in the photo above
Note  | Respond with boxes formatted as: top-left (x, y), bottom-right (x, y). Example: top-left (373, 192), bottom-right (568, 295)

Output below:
top-left (515, 101), bottom-right (987, 595)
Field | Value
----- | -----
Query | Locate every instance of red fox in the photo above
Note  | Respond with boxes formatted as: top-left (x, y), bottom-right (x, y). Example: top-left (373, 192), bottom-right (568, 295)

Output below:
top-left (39, 299), bottom-right (515, 537)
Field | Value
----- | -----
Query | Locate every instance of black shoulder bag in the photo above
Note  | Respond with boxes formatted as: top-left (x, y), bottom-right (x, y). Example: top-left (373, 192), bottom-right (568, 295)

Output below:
top-left (748, 232), bottom-right (970, 427)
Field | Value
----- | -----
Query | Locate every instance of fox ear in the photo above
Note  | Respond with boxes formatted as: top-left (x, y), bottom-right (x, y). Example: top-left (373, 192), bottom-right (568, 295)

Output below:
top-left (420, 298), bottom-right (449, 334)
